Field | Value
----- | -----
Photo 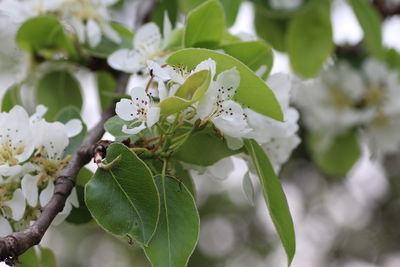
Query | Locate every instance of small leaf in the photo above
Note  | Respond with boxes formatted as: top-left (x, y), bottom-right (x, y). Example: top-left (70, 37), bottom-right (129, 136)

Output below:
top-left (159, 70), bottom-right (211, 116)
top-left (242, 172), bottom-right (255, 205)
top-left (307, 130), bottom-right (360, 177)
top-left (167, 48), bottom-right (283, 120)
top-left (40, 247), bottom-right (57, 267)
top-left (221, 41), bottom-right (274, 79)
top-left (255, 9), bottom-right (288, 52)
top-left (55, 106), bottom-right (86, 155)
top-left (287, 0), bottom-right (333, 77)
top-left (244, 139), bottom-right (296, 266)
top-left (144, 175), bottom-right (200, 267)
top-left (104, 115), bottom-right (138, 142)
top-left (184, 0), bottom-right (225, 48)
top-left (85, 143), bottom-right (160, 244)
top-left (15, 248), bottom-right (39, 267)
top-left (174, 162), bottom-right (196, 198)
top-left (36, 71), bottom-right (83, 120)
top-left (349, 0), bottom-right (384, 59)
top-left (1, 85), bottom-right (20, 112)
top-left (96, 71), bottom-right (116, 112)
top-left (219, 0), bottom-right (242, 26)
top-left (174, 127), bottom-right (241, 166)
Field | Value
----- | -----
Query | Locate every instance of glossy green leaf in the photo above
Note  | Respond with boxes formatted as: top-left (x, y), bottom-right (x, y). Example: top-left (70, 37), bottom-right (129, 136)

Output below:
top-left (40, 247), bottom-right (57, 267)
top-left (16, 16), bottom-right (76, 58)
top-left (244, 139), bottom-right (296, 266)
top-left (255, 9), bottom-right (288, 52)
top-left (349, 0), bottom-right (384, 58)
top-left (104, 115), bottom-right (138, 142)
top-left (174, 162), bottom-right (196, 198)
top-left (220, 0), bottom-right (242, 26)
top-left (221, 41), bottom-right (274, 79)
top-left (175, 128), bottom-right (241, 166)
top-left (220, 32), bottom-right (241, 45)
top-left (55, 106), bottom-right (86, 155)
top-left (308, 130), bottom-right (360, 177)
top-left (159, 70), bottom-right (211, 116)
top-left (85, 143), bottom-right (160, 244)
top-left (1, 85), bottom-right (19, 112)
top-left (144, 175), bottom-right (200, 267)
top-left (16, 248), bottom-right (39, 267)
top-left (76, 167), bottom-right (93, 187)
top-left (96, 71), bottom-right (116, 111)
top-left (184, 0), bottom-right (225, 48)
top-left (287, 0), bottom-right (333, 77)
top-left (36, 71), bottom-right (83, 120)
top-left (167, 48), bottom-right (283, 120)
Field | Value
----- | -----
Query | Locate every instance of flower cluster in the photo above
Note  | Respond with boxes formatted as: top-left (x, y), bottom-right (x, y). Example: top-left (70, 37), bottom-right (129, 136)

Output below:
top-left (0, 0), bottom-right (120, 48)
top-left (0, 105), bottom-right (82, 237)
top-left (294, 58), bottom-right (400, 156)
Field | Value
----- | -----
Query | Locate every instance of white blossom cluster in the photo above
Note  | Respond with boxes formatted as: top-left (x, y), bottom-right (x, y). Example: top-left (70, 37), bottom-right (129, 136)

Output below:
top-left (0, 105), bottom-right (82, 237)
top-left (0, 0), bottom-right (120, 48)
top-left (294, 58), bottom-right (400, 156)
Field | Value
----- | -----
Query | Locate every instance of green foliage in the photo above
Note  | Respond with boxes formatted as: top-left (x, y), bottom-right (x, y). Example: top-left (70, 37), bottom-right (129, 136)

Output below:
top-left (144, 175), bottom-right (200, 267)
top-left (39, 247), bottom-right (57, 267)
top-left (244, 139), bottom-right (296, 266)
top-left (174, 127), bottom-right (241, 166)
top-left (159, 70), bottom-right (211, 116)
top-left (1, 85), bottom-right (20, 112)
top-left (96, 71), bottom-right (116, 111)
top-left (16, 16), bottom-right (76, 58)
top-left (287, 0), bottom-right (333, 78)
top-left (36, 71), bottom-right (83, 120)
top-left (104, 116), bottom-right (138, 142)
top-left (55, 107), bottom-right (87, 155)
top-left (85, 143), bottom-right (160, 245)
top-left (152, 0), bottom-right (178, 29)
top-left (349, 0), bottom-right (384, 59)
top-left (219, 0), bottom-right (242, 26)
top-left (308, 130), bottom-right (361, 177)
top-left (221, 41), bottom-right (274, 80)
top-left (174, 162), bottom-right (197, 198)
top-left (184, 0), bottom-right (225, 48)
top-left (167, 48), bottom-right (284, 120)
top-left (16, 248), bottom-right (39, 267)
top-left (255, 9), bottom-right (289, 52)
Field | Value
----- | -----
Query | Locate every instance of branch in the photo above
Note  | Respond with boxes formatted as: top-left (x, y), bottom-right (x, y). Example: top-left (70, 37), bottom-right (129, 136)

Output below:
top-left (0, 73), bottom-right (130, 264)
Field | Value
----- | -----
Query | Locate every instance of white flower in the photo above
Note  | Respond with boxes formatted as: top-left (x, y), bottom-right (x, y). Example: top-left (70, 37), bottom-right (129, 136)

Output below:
top-left (0, 106), bottom-right (35, 179)
top-left (108, 14), bottom-right (172, 73)
top-left (4, 188), bottom-right (26, 221)
top-left (0, 216), bottom-right (12, 237)
top-left (21, 173), bottom-right (41, 207)
top-left (116, 87), bottom-right (161, 134)
top-left (198, 67), bottom-right (251, 139)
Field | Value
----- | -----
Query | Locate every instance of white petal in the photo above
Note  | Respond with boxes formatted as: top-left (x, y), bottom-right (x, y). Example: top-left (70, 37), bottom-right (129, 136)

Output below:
top-left (207, 157), bottom-right (234, 180)
top-left (70, 17), bottom-right (86, 44)
top-left (29, 105), bottom-right (47, 123)
top-left (129, 86), bottom-right (150, 106)
top-left (86, 19), bottom-right (102, 48)
top-left (108, 49), bottom-right (141, 73)
top-left (213, 101), bottom-right (250, 138)
top-left (14, 143), bottom-right (34, 163)
top-left (40, 181), bottom-right (54, 207)
top-left (162, 11), bottom-right (172, 48)
top-left (147, 107), bottom-right (160, 127)
top-left (4, 189), bottom-right (26, 221)
top-left (101, 22), bottom-right (121, 43)
top-left (116, 98), bottom-right (136, 121)
top-left (197, 94), bottom-right (216, 120)
top-left (0, 216), bottom-right (12, 237)
top-left (21, 174), bottom-right (41, 207)
top-left (147, 60), bottom-right (170, 81)
top-left (194, 58), bottom-right (216, 78)
top-left (215, 67), bottom-right (240, 101)
top-left (64, 119), bottom-right (83, 138)
top-left (134, 22), bottom-right (161, 50)
top-left (122, 123), bottom-right (146, 134)
top-left (0, 165), bottom-right (22, 177)
top-left (158, 81), bottom-right (168, 101)
top-left (68, 187), bottom-right (79, 208)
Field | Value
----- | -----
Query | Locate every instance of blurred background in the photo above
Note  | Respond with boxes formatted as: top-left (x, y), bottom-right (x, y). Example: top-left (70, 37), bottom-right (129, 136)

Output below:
top-left (2, 0), bottom-right (400, 266)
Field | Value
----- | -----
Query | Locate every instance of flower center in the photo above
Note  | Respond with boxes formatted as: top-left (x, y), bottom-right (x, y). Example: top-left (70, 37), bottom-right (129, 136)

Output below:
top-left (0, 143), bottom-right (19, 166)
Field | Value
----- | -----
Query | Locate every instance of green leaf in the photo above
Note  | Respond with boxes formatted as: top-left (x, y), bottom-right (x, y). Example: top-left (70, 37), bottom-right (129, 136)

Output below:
top-left (244, 139), bottom-right (296, 266)
top-left (307, 130), bottom-right (360, 177)
top-left (349, 0), bottom-right (384, 59)
top-left (85, 143), bottom-right (160, 245)
top-left (174, 162), bottom-right (196, 198)
top-left (175, 127), bottom-right (241, 166)
top-left (184, 0), bottom-right (225, 48)
top-left (219, 0), bottom-right (242, 26)
top-left (15, 248), bottom-right (39, 267)
top-left (85, 22), bottom-right (134, 58)
top-left (76, 167), bottom-right (93, 187)
top-left (16, 16), bottom-right (76, 58)
top-left (96, 71), bottom-right (116, 111)
top-left (220, 31), bottom-right (241, 45)
top-left (1, 85), bottom-right (20, 112)
top-left (159, 70), bottom-right (211, 116)
top-left (167, 48), bottom-right (283, 120)
top-left (40, 247), bottom-right (57, 267)
top-left (221, 41), bottom-right (274, 79)
top-left (255, 9), bottom-right (288, 52)
top-left (55, 106), bottom-right (86, 155)
top-left (287, 0), bottom-right (333, 77)
top-left (144, 175), bottom-right (200, 267)
top-left (151, 0), bottom-right (178, 30)
top-left (104, 115), bottom-right (138, 142)
top-left (36, 71), bottom-right (83, 120)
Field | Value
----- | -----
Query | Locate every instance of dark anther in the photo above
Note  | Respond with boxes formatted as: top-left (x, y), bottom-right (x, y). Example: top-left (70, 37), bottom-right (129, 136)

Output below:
top-left (150, 69), bottom-right (154, 77)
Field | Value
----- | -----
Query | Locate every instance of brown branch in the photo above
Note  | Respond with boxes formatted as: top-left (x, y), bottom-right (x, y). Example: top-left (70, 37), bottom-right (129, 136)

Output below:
top-left (0, 73), bottom-right (130, 264)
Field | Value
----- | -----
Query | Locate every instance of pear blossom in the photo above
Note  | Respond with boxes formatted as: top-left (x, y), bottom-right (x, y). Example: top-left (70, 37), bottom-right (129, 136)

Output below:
top-left (3, 188), bottom-right (26, 221)
top-left (198, 67), bottom-right (251, 140)
top-left (0, 216), bottom-right (12, 237)
top-left (108, 14), bottom-right (172, 73)
top-left (116, 87), bottom-right (161, 134)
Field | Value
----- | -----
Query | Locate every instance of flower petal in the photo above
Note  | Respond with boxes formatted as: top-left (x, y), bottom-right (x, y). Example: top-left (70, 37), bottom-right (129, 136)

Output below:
top-left (147, 60), bottom-right (170, 81)
top-left (147, 107), bottom-right (160, 127)
top-left (194, 58), bottom-right (216, 78)
top-left (213, 100), bottom-right (250, 138)
top-left (4, 189), bottom-right (26, 221)
top-left (122, 123), bottom-right (146, 134)
top-left (215, 67), bottom-right (240, 101)
top-left (40, 181), bottom-right (55, 207)
top-left (162, 11), bottom-right (172, 48)
top-left (108, 49), bottom-right (141, 73)
top-left (64, 119), bottom-right (83, 138)
top-left (134, 22), bottom-right (161, 50)
top-left (86, 19), bottom-right (102, 48)
top-left (0, 165), bottom-right (22, 177)
top-left (0, 216), bottom-right (12, 237)
top-left (101, 22), bottom-right (121, 43)
top-left (116, 98), bottom-right (136, 121)
top-left (158, 81), bottom-right (168, 101)
top-left (21, 174), bottom-right (41, 207)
